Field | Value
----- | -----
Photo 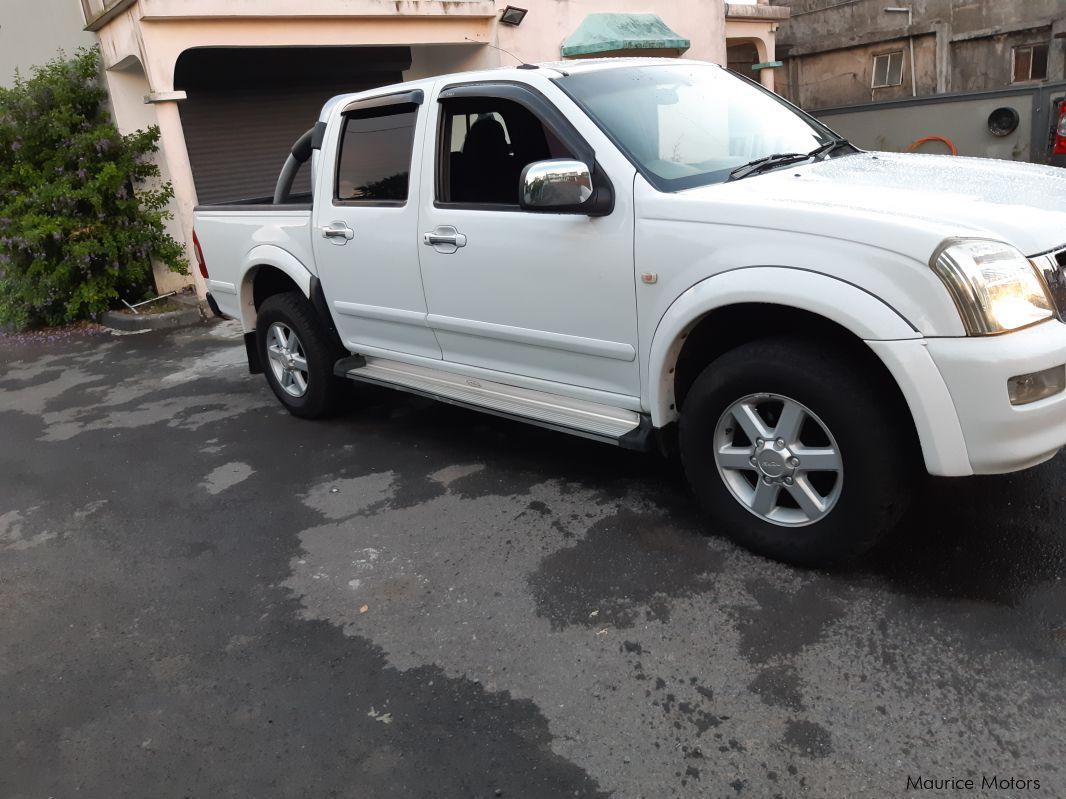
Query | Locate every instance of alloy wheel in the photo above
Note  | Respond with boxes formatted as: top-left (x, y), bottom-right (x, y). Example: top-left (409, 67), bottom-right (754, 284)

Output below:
top-left (266, 322), bottom-right (309, 398)
top-left (713, 393), bottom-right (843, 526)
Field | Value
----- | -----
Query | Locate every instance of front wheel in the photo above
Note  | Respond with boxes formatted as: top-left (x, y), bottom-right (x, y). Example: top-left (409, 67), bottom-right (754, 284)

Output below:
top-left (679, 337), bottom-right (913, 567)
top-left (256, 291), bottom-right (348, 419)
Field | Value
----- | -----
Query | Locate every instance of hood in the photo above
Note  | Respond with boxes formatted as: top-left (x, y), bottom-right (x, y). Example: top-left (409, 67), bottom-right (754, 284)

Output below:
top-left (679, 152), bottom-right (1066, 258)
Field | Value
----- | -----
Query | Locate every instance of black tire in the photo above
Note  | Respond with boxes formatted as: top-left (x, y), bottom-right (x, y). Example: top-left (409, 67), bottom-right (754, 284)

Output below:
top-left (256, 291), bottom-right (349, 419)
top-left (679, 337), bottom-right (913, 567)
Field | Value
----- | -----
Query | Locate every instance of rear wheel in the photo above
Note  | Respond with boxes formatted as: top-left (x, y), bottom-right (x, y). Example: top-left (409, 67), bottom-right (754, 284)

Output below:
top-left (256, 291), bottom-right (348, 419)
top-left (265, 321), bottom-right (310, 400)
top-left (679, 337), bottom-right (912, 566)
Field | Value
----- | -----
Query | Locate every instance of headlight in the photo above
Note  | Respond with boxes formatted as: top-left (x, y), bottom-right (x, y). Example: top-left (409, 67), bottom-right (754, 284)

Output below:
top-left (930, 238), bottom-right (1054, 335)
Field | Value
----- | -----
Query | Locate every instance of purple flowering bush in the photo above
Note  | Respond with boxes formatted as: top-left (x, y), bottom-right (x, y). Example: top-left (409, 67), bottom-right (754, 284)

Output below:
top-left (0, 48), bottom-right (185, 329)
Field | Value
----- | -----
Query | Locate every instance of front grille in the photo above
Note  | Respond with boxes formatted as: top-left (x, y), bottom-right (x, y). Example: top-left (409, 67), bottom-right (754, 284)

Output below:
top-left (1036, 246), bottom-right (1066, 320)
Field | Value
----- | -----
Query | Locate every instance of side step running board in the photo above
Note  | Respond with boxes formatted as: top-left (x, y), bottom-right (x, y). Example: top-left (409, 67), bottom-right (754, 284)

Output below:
top-left (335, 355), bottom-right (653, 450)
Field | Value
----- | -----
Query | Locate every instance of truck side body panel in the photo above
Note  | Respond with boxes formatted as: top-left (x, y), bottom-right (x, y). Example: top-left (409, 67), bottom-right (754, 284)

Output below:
top-left (193, 208), bottom-right (315, 329)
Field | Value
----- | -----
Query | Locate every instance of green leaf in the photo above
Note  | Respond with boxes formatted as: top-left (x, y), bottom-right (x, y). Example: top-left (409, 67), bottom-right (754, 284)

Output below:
top-left (0, 47), bottom-right (188, 330)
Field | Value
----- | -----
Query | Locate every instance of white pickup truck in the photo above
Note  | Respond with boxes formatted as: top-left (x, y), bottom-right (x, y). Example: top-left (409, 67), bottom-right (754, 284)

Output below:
top-left (194, 58), bottom-right (1066, 566)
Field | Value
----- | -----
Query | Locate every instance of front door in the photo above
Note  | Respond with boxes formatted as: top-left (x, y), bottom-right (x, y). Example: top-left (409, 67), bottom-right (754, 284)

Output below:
top-left (312, 93), bottom-right (442, 360)
top-left (416, 83), bottom-right (639, 399)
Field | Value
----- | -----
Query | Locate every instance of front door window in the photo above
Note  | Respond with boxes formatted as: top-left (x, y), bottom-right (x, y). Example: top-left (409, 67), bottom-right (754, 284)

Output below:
top-left (438, 98), bottom-right (574, 206)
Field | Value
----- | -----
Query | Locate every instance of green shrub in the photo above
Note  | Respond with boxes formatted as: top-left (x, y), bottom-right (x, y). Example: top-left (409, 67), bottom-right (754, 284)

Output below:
top-left (0, 47), bottom-right (186, 330)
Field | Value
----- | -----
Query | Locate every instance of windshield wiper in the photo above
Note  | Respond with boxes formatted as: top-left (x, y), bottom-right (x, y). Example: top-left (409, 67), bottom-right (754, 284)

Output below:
top-left (808, 136), bottom-right (852, 162)
top-left (727, 137), bottom-right (854, 182)
top-left (728, 152), bottom-right (810, 182)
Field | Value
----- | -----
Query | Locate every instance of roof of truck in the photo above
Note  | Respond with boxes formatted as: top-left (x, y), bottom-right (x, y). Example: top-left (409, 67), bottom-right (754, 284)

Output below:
top-left (320, 58), bottom-right (717, 120)
top-left (531, 56), bottom-right (713, 76)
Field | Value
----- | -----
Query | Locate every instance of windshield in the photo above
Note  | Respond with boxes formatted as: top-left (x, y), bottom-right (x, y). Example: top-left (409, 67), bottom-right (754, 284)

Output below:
top-left (557, 64), bottom-right (842, 191)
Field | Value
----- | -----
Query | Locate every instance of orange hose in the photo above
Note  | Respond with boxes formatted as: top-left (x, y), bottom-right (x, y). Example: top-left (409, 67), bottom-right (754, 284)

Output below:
top-left (906, 135), bottom-right (958, 155)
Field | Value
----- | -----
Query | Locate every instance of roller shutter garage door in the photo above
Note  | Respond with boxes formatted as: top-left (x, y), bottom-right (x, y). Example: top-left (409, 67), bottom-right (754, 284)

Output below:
top-left (176, 47), bottom-right (411, 205)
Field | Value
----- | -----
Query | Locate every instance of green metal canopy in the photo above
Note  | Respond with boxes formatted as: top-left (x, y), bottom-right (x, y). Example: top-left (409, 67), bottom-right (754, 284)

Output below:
top-left (560, 13), bottom-right (691, 58)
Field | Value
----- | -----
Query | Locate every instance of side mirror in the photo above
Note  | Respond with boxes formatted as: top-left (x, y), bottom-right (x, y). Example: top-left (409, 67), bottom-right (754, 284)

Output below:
top-left (519, 159), bottom-right (613, 216)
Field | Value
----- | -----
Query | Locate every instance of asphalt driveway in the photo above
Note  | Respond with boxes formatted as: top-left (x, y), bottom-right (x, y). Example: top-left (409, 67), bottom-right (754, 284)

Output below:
top-left (2, 319), bottom-right (1064, 798)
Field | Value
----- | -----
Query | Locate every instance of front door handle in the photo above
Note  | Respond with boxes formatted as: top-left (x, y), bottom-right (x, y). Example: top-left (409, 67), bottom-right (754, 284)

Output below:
top-left (423, 225), bottom-right (467, 254)
top-left (321, 221), bottom-right (355, 244)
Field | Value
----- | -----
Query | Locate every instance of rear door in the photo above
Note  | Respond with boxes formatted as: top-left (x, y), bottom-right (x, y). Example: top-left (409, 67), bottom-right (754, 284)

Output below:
top-left (312, 90), bottom-right (442, 359)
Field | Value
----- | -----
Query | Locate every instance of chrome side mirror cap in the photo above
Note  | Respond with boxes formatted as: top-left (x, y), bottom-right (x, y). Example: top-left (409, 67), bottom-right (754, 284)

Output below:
top-left (521, 159), bottom-right (593, 208)
top-left (519, 159), bottom-right (612, 216)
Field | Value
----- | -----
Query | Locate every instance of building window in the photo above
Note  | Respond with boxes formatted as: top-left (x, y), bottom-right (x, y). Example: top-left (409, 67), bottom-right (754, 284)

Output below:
top-left (872, 51), bottom-right (905, 88)
top-left (335, 104), bottom-right (418, 204)
top-left (1013, 43), bottom-right (1049, 83)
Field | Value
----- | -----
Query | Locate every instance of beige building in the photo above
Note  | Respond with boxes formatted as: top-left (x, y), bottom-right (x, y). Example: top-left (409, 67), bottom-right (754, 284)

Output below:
top-left (76, 0), bottom-right (785, 294)
top-left (726, 0), bottom-right (791, 92)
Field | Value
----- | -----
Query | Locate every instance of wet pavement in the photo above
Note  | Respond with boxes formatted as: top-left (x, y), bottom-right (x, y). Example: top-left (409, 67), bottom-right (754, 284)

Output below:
top-left (1, 319), bottom-right (1064, 798)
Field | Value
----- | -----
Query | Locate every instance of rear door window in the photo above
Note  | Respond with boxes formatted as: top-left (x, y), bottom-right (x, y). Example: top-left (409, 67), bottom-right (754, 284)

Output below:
top-left (335, 104), bottom-right (418, 204)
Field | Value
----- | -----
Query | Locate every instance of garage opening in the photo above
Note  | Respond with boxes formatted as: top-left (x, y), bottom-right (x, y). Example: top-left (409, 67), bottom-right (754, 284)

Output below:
top-left (175, 46), bottom-right (412, 205)
top-left (727, 41), bottom-right (761, 80)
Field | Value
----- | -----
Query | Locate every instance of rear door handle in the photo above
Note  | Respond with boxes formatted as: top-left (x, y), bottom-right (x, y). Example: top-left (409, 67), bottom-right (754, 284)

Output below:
top-left (321, 221), bottom-right (355, 244)
top-left (423, 225), bottom-right (467, 254)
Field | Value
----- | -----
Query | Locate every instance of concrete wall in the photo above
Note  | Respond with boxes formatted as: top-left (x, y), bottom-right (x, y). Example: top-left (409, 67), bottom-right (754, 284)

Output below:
top-left (784, 33), bottom-right (937, 108)
top-left (772, 0), bottom-right (1066, 108)
top-left (404, 44), bottom-right (496, 82)
top-left (817, 91), bottom-right (1036, 161)
top-left (0, 0), bottom-right (96, 86)
top-left (777, 0), bottom-right (1065, 50)
top-left (952, 26), bottom-right (1054, 92)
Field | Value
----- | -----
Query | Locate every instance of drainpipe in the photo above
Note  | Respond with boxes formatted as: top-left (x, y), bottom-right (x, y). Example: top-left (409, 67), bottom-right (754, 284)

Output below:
top-left (908, 13), bottom-right (917, 97)
top-left (885, 6), bottom-right (917, 97)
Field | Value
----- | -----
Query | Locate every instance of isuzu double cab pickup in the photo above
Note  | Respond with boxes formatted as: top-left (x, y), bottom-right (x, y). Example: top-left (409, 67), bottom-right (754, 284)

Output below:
top-left (194, 58), bottom-right (1066, 566)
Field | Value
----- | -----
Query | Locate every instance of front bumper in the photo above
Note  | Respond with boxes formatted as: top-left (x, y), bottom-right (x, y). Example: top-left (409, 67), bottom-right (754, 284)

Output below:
top-left (927, 319), bottom-right (1066, 474)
